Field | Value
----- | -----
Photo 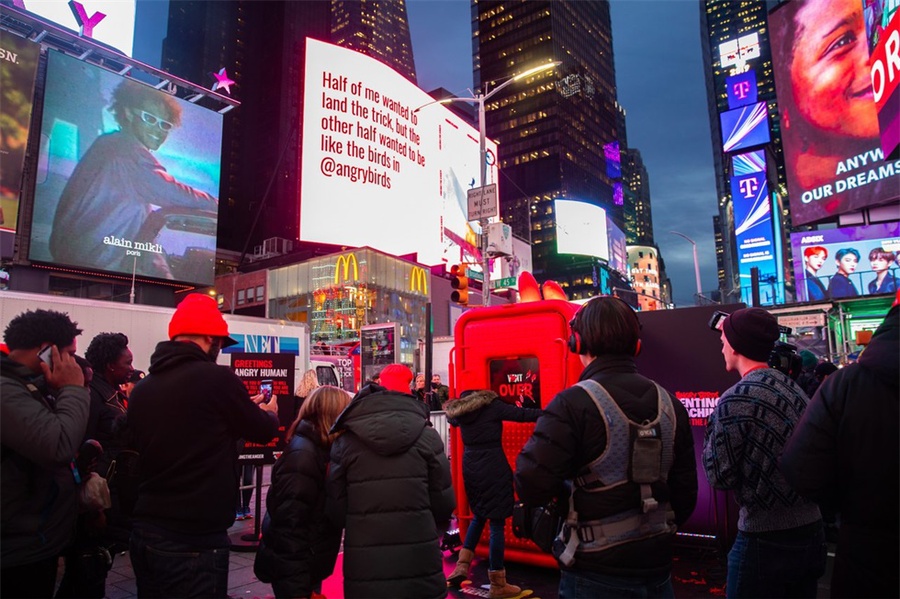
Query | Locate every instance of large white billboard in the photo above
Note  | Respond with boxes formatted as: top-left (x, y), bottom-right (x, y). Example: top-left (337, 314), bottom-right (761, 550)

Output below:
top-left (21, 0), bottom-right (136, 57)
top-left (301, 38), bottom-right (499, 268)
top-left (554, 199), bottom-right (610, 262)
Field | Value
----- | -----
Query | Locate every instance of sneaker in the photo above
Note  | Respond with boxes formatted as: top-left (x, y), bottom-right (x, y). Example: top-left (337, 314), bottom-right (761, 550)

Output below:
top-left (235, 509), bottom-right (246, 521)
top-left (242, 507), bottom-right (253, 520)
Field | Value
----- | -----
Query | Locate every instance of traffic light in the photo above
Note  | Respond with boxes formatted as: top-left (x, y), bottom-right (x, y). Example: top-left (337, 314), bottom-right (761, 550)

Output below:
top-left (450, 264), bottom-right (469, 306)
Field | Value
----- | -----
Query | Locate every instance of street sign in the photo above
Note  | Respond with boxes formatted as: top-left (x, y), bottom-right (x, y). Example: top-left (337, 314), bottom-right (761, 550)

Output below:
top-left (490, 276), bottom-right (517, 289)
top-left (466, 269), bottom-right (484, 282)
top-left (467, 183), bottom-right (498, 220)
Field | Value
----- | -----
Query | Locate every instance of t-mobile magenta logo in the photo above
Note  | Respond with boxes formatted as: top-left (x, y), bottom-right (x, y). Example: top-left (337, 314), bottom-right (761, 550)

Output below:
top-left (738, 177), bottom-right (759, 198)
top-left (732, 81), bottom-right (751, 100)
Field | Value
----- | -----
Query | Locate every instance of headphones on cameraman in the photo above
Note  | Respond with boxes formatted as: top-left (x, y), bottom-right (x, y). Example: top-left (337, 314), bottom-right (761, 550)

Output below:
top-left (567, 296), bottom-right (642, 357)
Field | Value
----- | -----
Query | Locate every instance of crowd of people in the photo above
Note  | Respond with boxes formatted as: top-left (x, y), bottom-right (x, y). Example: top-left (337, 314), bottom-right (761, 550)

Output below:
top-left (1, 292), bottom-right (896, 599)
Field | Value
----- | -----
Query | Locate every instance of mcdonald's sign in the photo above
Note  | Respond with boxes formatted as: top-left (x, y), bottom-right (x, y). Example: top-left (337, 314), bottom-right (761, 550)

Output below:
top-left (409, 266), bottom-right (428, 295)
top-left (334, 253), bottom-right (359, 285)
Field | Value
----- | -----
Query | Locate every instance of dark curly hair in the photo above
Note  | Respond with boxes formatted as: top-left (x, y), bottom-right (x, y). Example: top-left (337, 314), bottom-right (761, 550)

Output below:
top-left (570, 296), bottom-right (641, 357)
top-left (110, 79), bottom-right (182, 130)
top-left (3, 309), bottom-right (82, 351)
top-left (85, 332), bottom-right (130, 372)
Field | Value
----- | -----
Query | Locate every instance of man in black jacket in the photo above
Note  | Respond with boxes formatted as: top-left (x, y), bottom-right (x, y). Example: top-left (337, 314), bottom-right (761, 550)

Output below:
top-left (515, 296), bottom-right (697, 598)
top-left (127, 294), bottom-right (279, 598)
top-left (781, 301), bottom-right (899, 598)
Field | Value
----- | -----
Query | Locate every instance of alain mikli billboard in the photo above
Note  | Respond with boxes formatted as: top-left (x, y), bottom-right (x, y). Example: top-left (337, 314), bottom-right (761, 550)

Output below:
top-left (300, 38), bottom-right (499, 268)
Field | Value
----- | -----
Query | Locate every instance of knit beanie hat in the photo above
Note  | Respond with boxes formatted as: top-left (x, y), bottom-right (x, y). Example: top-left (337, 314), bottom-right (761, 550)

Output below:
top-left (168, 294), bottom-right (238, 347)
top-left (378, 364), bottom-right (413, 394)
top-left (799, 350), bottom-right (817, 370)
top-left (722, 307), bottom-right (779, 362)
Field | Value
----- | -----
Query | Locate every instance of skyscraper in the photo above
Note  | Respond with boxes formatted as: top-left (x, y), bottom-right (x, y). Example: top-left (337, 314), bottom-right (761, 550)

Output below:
top-left (622, 148), bottom-right (654, 246)
top-left (474, 0), bottom-right (624, 300)
top-left (331, 0), bottom-right (417, 84)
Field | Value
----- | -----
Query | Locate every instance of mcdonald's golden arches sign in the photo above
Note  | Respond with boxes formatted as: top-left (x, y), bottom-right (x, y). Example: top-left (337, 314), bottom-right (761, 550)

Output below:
top-left (334, 253), bottom-right (359, 285)
top-left (409, 266), bottom-right (428, 295)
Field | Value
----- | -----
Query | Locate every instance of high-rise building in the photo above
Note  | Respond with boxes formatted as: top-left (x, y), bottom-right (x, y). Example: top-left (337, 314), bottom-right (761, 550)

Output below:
top-left (622, 148), bottom-right (654, 245)
top-left (699, 0), bottom-right (793, 301)
top-left (474, 0), bottom-right (624, 301)
top-left (331, 0), bottom-right (417, 84)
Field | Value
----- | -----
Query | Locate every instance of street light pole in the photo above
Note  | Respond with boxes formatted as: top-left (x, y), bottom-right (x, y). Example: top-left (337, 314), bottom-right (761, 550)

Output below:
top-left (670, 231), bottom-right (702, 304)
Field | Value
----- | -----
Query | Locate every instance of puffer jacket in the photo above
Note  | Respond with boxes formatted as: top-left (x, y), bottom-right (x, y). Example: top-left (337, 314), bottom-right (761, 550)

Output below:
top-left (515, 355), bottom-right (697, 579)
top-left (255, 420), bottom-right (342, 598)
top-left (326, 385), bottom-right (455, 599)
top-left (781, 305), bottom-right (899, 598)
top-left (445, 390), bottom-right (541, 519)
top-left (1, 355), bottom-right (90, 567)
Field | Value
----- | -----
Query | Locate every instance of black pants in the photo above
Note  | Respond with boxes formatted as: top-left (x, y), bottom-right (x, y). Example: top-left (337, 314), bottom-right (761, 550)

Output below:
top-left (1, 556), bottom-right (58, 598)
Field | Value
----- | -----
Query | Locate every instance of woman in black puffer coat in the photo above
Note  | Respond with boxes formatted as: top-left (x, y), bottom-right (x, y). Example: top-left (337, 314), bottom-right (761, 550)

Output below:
top-left (444, 390), bottom-right (541, 598)
top-left (254, 386), bottom-right (351, 599)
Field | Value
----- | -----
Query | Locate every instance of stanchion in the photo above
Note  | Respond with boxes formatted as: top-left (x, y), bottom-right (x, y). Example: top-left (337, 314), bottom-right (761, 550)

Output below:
top-left (231, 464), bottom-right (265, 552)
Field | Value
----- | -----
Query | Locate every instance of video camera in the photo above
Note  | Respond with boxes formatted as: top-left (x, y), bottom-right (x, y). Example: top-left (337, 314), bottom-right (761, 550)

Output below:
top-left (708, 311), bottom-right (802, 380)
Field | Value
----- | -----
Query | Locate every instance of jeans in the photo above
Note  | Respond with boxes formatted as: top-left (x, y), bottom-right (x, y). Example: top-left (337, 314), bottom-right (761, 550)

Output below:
top-left (463, 514), bottom-right (506, 570)
top-left (726, 524), bottom-right (826, 598)
top-left (0, 557), bottom-right (58, 599)
top-left (130, 525), bottom-right (230, 598)
top-left (559, 570), bottom-right (674, 598)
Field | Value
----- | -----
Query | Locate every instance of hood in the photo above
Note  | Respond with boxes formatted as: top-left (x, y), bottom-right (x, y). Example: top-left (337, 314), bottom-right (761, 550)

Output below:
top-left (857, 305), bottom-right (899, 385)
top-left (330, 389), bottom-right (430, 456)
top-left (443, 389), bottom-right (496, 421)
top-left (147, 340), bottom-right (214, 374)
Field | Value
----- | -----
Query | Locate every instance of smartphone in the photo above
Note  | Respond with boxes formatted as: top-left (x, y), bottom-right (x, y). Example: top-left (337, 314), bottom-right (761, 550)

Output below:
top-left (260, 380), bottom-right (273, 401)
top-left (708, 311), bottom-right (729, 331)
top-left (38, 345), bottom-right (54, 368)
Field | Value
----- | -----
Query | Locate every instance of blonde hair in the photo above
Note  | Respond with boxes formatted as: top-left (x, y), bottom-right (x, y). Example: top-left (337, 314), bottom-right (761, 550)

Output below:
top-left (286, 385), bottom-right (350, 446)
top-left (294, 368), bottom-right (319, 398)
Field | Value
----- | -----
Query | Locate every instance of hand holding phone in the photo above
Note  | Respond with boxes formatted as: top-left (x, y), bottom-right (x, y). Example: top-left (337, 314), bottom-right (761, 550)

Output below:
top-left (39, 345), bottom-right (84, 389)
top-left (260, 380), bottom-right (273, 401)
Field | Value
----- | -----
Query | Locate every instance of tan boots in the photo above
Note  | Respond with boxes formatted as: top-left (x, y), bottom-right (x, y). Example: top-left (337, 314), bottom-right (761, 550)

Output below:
top-left (446, 547), bottom-right (474, 587)
top-left (488, 569), bottom-right (522, 598)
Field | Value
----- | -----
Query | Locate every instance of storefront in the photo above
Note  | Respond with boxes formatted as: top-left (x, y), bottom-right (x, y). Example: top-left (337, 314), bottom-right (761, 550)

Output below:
top-left (267, 247), bottom-right (430, 366)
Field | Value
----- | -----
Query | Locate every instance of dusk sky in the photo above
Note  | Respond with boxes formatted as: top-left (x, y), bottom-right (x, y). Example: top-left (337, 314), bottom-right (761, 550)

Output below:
top-left (407, 0), bottom-right (719, 307)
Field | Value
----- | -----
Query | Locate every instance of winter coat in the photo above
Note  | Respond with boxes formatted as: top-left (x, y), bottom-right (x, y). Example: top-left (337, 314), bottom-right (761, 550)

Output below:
top-left (326, 384), bottom-right (455, 599)
top-left (781, 305), bottom-right (899, 598)
top-left (515, 356), bottom-right (697, 579)
top-left (127, 340), bottom-right (278, 536)
top-left (445, 390), bottom-right (541, 519)
top-left (0, 355), bottom-right (90, 567)
top-left (255, 420), bottom-right (342, 598)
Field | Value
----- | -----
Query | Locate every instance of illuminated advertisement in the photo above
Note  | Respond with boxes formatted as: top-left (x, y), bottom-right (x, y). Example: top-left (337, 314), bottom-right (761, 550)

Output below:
top-left (554, 199), bottom-right (609, 261)
top-left (720, 101), bottom-right (770, 153)
top-left (726, 70), bottom-right (757, 109)
top-left (791, 222), bottom-right (900, 302)
top-left (300, 39), bottom-right (499, 268)
top-left (719, 32), bottom-right (760, 68)
top-left (604, 141), bottom-right (621, 179)
top-left (606, 217), bottom-right (628, 275)
top-left (16, 0), bottom-right (136, 57)
top-left (770, 0), bottom-right (900, 225)
top-left (731, 151), bottom-right (781, 305)
top-left (865, 1), bottom-right (899, 158)
top-left (489, 357), bottom-right (540, 408)
top-left (0, 32), bottom-right (40, 233)
top-left (29, 51), bottom-right (223, 285)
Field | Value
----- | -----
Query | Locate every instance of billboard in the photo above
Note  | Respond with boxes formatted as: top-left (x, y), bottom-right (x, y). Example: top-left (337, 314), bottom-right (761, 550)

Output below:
top-left (554, 199), bottom-right (609, 262)
top-left (606, 217), bottom-right (627, 276)
top-left (770, 0), bottom-right (900, 225)
top-left (865, 0), bottom-right (900, 158)
top-left (720, 101), bottom-right (770, 153)
top-left (300, 39), bottom-right (498, 268)
top-left (0, 32), bottom-right (41, 233)
top-left (731, 151), bottom-right (781, 305)
top-left (29, 50), bottom-right (224, 285)
top-left (17, 0), bottom-right (137, 57)
top-left (791, 222), bottom-right (900, 302)
top-left (726, 70), bottom-right (757, 109)
top-left (719, 32), bottom-right (761, 69)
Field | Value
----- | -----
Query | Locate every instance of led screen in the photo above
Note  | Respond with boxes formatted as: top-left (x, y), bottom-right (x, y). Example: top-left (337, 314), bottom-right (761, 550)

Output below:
top-left (791, 222), bottom-right (900, 302)
top-left (770, 0), bottom-right (900, 225)
top-left (604, 141), bottom-right (621, 179)
top-left (719, 32), bottom-right (760, 68)
top-left (20, 0), bottom-right (136, 57)
top-left (0, 32), bottom-right (41, 233)
top-left (554, 199), bottom-right (609, 261)
top-left (720, 101), bottom-right (770, 154)
top-left (300, 39), bottom-right (498, 268)
top-left (726, 70), bottom-right (757, 109)
top-left (606, 217), bottom-right (627, 275)
top-left (29, 51), bottom-right (223, 285)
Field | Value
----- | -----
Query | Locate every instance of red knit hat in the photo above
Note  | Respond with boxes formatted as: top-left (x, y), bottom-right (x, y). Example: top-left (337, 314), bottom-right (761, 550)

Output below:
top-left (168, 294), bottom-right (238, 347)
top-left (378, 364), bottom-right (413, 393)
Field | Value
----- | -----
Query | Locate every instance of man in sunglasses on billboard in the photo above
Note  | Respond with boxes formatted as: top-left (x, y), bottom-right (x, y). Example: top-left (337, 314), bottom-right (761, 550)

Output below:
top-left (49, 79), bottom-right (217, 280)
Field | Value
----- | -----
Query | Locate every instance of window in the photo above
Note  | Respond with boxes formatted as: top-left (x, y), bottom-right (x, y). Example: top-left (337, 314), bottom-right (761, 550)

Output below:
top-left (237, 289), bottom-right (246, 305)
top-left (256, 286), bottom-right (264, 301)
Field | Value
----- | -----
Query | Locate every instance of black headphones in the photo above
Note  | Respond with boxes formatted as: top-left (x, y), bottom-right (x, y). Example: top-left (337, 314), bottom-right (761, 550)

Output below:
top-left (567, 296), bottom-right (642, 357)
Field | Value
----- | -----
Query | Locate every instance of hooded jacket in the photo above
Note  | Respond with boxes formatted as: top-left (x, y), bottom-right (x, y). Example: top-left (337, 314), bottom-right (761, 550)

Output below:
top-left (780, 305), bottom-right (899, 598)
top-left (127, 340), bottom-right (278, 537)
top-left (326, 384), bottom-right (455, 599)
top-left (445, 390), bottom-right (541, 519)
top-left (255, 419), bottom-right (341, 598)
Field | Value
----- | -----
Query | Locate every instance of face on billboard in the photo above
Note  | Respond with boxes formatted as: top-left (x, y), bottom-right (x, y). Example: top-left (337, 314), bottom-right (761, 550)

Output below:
top-left (29, 51), bottom-right (223, 285)
top-left (300, 39), bottom-right (498, 268)
top-left (771, 0), bottom-right (900, 224)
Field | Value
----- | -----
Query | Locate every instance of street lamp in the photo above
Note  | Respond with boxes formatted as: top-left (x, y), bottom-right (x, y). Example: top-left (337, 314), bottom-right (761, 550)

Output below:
top-left (670, 231), bottom-right (702, 305)
top-left (415, 60), bottom-right (560, 306)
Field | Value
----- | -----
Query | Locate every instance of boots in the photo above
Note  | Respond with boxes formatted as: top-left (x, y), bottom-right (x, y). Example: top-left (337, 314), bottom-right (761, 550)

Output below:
top-left (488, 569), bottom-right (522, 599)
top-left (446, 547), bottom-right (474, 587)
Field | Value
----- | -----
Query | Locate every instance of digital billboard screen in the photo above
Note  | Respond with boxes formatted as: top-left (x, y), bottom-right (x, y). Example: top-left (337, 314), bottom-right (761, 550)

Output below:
top-left (0, 32), bottom-right (41, 233)
top-left (300, 39), bottom-right (499, 268)
top-left (606, 217), bottom-right (627, 275)
top-left (720, 101), bottom-right (770, 154)
top-left (770, 0), bottom-right (900, 225)
top-left (29, 51), bottom-right (224, 285)
top-left (726, 70), bottom-right (757, 109)
top-left (19, 0), bottom-right (137, 57)
top-left (554, 199), bottom-right (609, 261)
top-left (791, 222), bottom-right (900, 302)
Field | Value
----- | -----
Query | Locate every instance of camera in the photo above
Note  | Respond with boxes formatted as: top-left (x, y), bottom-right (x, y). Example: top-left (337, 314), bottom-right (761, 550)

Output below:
top-left (768, 341), bottom-right (802, 380)
top-left (260, 379), bottom-right (273, 400)
top-left (708, 311), bottom-right (729, 331)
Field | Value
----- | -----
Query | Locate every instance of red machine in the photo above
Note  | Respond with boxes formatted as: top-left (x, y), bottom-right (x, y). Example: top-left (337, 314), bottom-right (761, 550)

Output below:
top-left (449, 299), bottom-right (582, 568)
